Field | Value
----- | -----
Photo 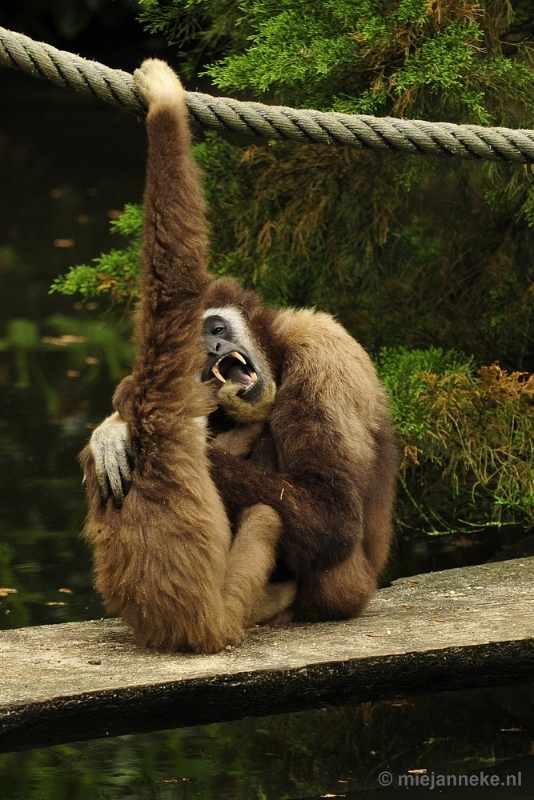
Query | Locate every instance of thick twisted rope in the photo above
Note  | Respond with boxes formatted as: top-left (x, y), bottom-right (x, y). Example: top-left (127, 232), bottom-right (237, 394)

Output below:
top-left (2, 25), bottom-right (534, 163)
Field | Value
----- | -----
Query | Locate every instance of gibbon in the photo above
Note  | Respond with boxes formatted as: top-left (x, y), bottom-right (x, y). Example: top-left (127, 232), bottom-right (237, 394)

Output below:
top-left (82, 59), bottom-right (398, 653)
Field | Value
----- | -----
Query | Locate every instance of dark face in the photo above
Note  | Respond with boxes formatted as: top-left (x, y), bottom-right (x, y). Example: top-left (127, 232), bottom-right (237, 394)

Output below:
top-left (201, 309), bottom-right (270, 404)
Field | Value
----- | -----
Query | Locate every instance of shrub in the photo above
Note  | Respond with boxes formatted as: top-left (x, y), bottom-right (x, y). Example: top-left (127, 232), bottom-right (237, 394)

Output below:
top-left (379, 349), bottom-right (534, 534)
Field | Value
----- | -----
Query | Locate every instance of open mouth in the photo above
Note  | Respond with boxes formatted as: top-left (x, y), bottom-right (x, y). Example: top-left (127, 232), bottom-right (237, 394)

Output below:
top-left (212, 351), bottom-right (258, 392)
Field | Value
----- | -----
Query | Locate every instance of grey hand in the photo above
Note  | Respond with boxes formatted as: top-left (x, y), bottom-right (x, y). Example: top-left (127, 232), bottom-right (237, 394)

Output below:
top-left (89, 412), bottom-right (134, 505)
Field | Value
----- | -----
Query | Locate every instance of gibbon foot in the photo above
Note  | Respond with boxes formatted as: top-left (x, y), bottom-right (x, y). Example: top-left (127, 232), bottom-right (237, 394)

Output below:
top-left (250, 580), bottom-right (297, 624)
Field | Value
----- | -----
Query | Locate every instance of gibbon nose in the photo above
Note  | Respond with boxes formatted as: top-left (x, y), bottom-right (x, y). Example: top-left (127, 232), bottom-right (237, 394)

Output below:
top-left (208, 339), bottom-right (236, 357)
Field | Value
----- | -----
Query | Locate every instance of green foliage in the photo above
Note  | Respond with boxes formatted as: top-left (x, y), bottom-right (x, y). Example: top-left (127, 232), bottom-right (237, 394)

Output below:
top-left (130, 0), bottom-right (534, 372)
top-left (51, 204), bottom-right (142, 304)
top-left (138, 0), bottom-right (534, 123)
top-left (56, 1), bottom-right (534, 368)
top-left (377, 346), bottom-right (475, 440)
top-left (379, 349), bottom-right (534, 534)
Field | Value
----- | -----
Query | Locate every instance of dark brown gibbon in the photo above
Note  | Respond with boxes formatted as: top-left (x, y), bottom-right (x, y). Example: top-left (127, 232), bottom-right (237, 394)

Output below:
top-left (82, 59), bottom-right (398, 654)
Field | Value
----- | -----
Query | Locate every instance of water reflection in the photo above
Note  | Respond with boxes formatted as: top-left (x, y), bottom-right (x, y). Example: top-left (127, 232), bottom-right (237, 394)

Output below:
top-left (0, 71), bottom-right (142, 629)
top-left (1, 685), bottom-right (533, 798)
top-left (0, 373), bottom-right (103, 629)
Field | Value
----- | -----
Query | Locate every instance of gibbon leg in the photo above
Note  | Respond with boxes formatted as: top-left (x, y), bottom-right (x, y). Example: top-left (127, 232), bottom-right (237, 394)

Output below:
top-left (219, 504), bottom-right (288, 637)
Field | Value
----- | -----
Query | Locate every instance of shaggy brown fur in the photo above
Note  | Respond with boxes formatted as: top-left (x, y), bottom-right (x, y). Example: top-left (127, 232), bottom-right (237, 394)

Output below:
top-left (80, 60), bottom-right (289, 653)
top-left (204, 302), bottom-right (398, 621)
top-left (83, 59), bottom-right (398, 652)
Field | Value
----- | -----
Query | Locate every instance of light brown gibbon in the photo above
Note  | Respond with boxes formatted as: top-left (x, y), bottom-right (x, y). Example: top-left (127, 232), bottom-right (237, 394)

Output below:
top-left (82, 59), bottom-right (398, 654)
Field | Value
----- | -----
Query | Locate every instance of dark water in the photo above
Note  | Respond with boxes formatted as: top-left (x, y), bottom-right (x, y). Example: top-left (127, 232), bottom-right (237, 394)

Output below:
top-left (1, 685), bottom-right (534, 799)
top-left (1, 69), bottom-right (533, 798)
top-left (0, 70), bottom-right (144, 630)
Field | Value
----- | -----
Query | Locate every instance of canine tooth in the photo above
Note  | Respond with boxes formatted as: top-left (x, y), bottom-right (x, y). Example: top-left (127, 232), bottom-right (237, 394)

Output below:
top-left (229, 351), bottom-right (247, 365)
top-left (212, 364), bottom-right (226, 383)
top-left (250, 371), bottom-right (258, 383)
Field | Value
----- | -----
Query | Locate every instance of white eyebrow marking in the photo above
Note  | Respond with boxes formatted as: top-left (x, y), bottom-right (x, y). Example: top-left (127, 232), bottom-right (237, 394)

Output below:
top-left (203, 307), bottom-right (250, 344)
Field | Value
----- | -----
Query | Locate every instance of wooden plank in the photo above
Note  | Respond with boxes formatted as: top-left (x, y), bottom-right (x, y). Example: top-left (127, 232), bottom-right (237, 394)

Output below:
top-left (1, 557), bottom-right (533, 752)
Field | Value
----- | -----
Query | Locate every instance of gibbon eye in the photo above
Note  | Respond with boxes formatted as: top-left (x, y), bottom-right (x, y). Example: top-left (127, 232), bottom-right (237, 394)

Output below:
top-left (203, 313), bottom-right (231, 340)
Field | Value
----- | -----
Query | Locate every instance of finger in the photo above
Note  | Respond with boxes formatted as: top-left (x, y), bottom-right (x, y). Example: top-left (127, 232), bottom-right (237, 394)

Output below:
top-left (105, 448), bottom-right (124, 505)
top-left (116, 445), bottom-right (132, 482)
top-left (116, 447), bottom-right (132, 498)
top-left (93, 440), bottom-right (110, 503)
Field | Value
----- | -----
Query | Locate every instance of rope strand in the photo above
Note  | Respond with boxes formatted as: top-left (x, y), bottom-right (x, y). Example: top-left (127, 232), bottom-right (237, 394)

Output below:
top-left (2, 25), bottom-right (534, 163)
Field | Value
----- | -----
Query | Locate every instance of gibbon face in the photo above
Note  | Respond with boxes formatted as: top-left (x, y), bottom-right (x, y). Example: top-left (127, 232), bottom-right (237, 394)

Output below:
top-left (201, 306), bottom-right (274, 409)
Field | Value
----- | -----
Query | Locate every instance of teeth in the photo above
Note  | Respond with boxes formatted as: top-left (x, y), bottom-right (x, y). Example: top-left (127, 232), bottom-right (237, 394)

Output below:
top-left (229, 351), bottom-right (247, 365)
top-left (211, 352), bottom-right (256, 385)
top-left (212, 364), bottom-right (226, 383)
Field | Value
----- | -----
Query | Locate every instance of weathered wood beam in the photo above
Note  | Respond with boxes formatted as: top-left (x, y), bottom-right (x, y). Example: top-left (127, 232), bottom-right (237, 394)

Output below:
top-left (1, 557), bottom-right (533, 752)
